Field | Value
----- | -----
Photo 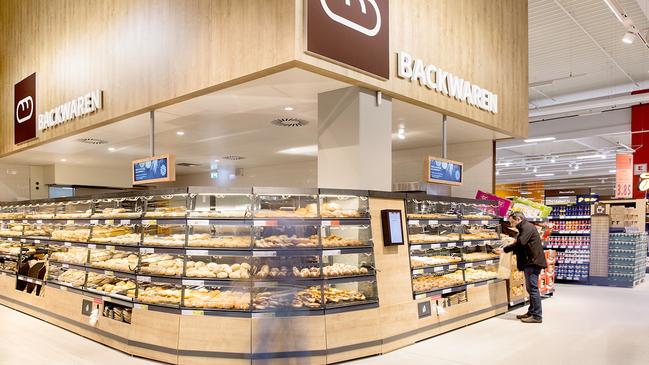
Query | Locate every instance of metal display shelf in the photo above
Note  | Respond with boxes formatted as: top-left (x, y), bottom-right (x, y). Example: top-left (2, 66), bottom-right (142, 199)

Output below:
top-left (548, 216), bottom-right (591, 220)
top-left (409, 239), bottom-right (500, 250)
top-left (413, 284), bottom-right (468, 299)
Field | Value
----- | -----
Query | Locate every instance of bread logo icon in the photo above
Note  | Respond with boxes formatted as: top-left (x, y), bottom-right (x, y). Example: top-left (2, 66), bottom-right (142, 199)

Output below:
top-left (16, 96), bottom-right (34, 124)
top-left (639, 173), bottom-right (649, 192)
top-left (320, 0), bottom-right (381, 37)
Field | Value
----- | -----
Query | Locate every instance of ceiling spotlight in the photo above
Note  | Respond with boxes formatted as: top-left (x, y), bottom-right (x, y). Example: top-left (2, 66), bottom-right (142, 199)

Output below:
top-left (397, 125), bottom-right (406, 140)
top-left (60, 159), bottom-right (67, 162)
top-left (108, 147), bottom-right (116, 152)
top-left (496, 162), bottom-right (512, 167)
top-left (176, 131), bottom-right (185, 136)
top-left (533, 167), bottom-right (538, 173)
top-left (574, 164), bottom-right (580, 170)
top-left (609, 169), bottom-right (616, 173)
top-left (550, 157), bottom-right (556, 163)
top-left (283, 106), bottom-right (294, 111)
top-left (525, 166), bottom-right (529, 171)
top-left (496, 170), bottom-right (500, 176)
top-left (622, 31), bottom-right (635, 44)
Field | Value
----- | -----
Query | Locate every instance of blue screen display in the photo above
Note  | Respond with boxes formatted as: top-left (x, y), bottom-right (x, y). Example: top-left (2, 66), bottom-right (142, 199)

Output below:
top-left (428, 159), bottom-right (462, 183)
top-left (134, 157), bottom-right (169, 182)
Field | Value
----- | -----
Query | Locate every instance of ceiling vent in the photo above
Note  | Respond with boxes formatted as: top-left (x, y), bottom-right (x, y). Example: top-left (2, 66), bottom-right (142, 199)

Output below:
top-left (222, 155), bottom-right (245, 161)
top-left (271, 118), bottom-right (309, 127)
top-left (177, 162), bottom-right (201, 167)
top-left (77, 137), bottom-right (108, 145)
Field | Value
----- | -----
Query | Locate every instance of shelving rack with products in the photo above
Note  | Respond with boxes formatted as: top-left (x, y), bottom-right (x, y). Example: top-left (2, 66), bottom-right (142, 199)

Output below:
top-left (546, 203), bottom-right (593, 283)
top-left (0, 187), bottom-right (379, 316)
top-left (404, 194), bottom-right (502, 300)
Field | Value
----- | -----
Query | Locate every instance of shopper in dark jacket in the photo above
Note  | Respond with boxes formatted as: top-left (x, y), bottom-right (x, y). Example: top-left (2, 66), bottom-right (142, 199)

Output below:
top-left (502, 212), bottom-right (547, 323)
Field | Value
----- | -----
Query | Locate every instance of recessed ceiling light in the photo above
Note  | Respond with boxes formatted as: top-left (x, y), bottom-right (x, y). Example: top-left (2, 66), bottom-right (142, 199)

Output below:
top-left (283, 106), bottom-right (294, 111)
top-left (524, 137), bottom-right (555, 143)
top-left (535, 173), bottom-right (555, 177)
top-left (214, 159), bottom-right (220, 163)
top-left (176, 131), bottom-right (185, 136)
top-left (574, 164), bottom-right (580, 170)
top-left (108, 147), bottom-right (116, 152)
top-left (622, 31), bottom-right (635, 44)
top-left (533, 167), bottom-right (538, 173)
top-left (60, 159), bottom-right (67, 162)
top-left (577, 154), bottom-right (604, 160)
top-left (496, 162), bottom-right (512, 167)
top-left (609, 169), bottom-right (616, 173)
top-left (550, 157), bottom-right (556, 163)
top-left (278, 145), bottom-right (318, 156)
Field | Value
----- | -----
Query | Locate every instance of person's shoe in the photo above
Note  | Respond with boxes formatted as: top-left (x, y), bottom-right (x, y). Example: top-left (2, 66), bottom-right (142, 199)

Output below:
top-left (520, 316), bottom-right (542, 323)
top-left (516, 313), bottom-right (531, 319)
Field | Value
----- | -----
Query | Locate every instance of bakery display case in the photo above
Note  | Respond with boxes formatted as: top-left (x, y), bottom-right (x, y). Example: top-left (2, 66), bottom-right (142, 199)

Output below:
top-left (143, 191), bottom-right (188, 218)
top-left (90, 223), bottom-right (141, 245)
top-left (409, 246), bottom-right (462, 269)
top-left (0, 204), bottom-right (25, 219)
top-left (322, 250), bottom-right (374, 278)
top-left (139, 252), bottom-right (184, 277)
top-left (253, 188), bottom-right (319, 218)
top-left (462, 245), bottom-right (499, 264)
top-left (463, 263), bottom-right (498, 283)
top-left (88, 246), bottom-right (139, 274)
top-left (255, 253), bottom-right (321, 279)
top-left (142, 221), bottom-right (186, 247)
top-left (324, 278), bottom-right (377, 309)
top-left (460, 202), bottom-right (498, 220)
top-left (253, 222), bottom-right (319, 249)
top-left (184, 252), bottom-right (252, 279)
top-left (321, 222), bottom-right (372, 248)
top-left (25, 203), bottom-right (57, 219)
top-left (183, 283), bottom-right (251, 311)
top-left (407, 221), bottom-right (461, 244)
top-left (188, 188), bottom-right (253, 218)
top-left (56, 199), bottom-right (93, 219)
top-left (412, 269), bottom-right (465, 294)
top-left (406, 198), bottom-right (459, 219)
top-left (318, 189), bottom-right (369, 219)
top-left (48, 246), bottom-right (88, 265)
top-left (47, 265), bottom-right (86, 288)
top-left (92, 195), bottom-right (143, 219)
top-left (0, 222), bottom-right (25, 237)
top-left (253, 282), bottom-right (323, 312)
top-left (0, 240), bottom-right (22, 257)
top-left (186, 221), bottom-right (252, 248)
top-left (84, 271), bottom-right (137, 300)
top-left (136, 280), bottom-right (183, 307)
top-left (48, 223), bottom-right (93, 242)
top-left (461, 221), bottom-right (500, 241)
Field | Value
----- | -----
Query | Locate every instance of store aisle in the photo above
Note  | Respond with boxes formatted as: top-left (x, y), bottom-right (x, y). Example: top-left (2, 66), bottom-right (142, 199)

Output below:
top-left (346, 278), bottom-right (649, 365)
top-left (1, 280), bottom-right (648, 365)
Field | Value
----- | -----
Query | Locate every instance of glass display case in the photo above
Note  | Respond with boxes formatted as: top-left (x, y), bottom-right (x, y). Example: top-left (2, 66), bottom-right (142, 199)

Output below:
top-left (460, 221), bottom-right (500, 241)
top-left (136, 281), bottom-right (182, 307)
top-left (48, 246), bottom-right (88, 265)
top-left (253, 223), bottom-right (319, 249)
top-left (411, 269), bottom-right (465, 294)
top-left (253, 188), bottom-right (318, 218)
top-left (49, 223), bottom-right (92, 242)
top-left (92, 196), bottom-right (143, 219)
top-left (319, 190), bottom-right (369, 219)
top-left (409, 246), bottom-right (462, 269)
top-left (183, 283), bottom-right (251, 311)
top-left (0, 240), bottom-right (23, 257)
top-left (407, 221), bottom-right (461, 244)
top-left (188, 188), bottom-right (253, 218)
top-left (253, 283), bottom-right (323, 312)
top-left (187, 222), bottom-right (252, 249)
top-left (321, 223), bottom-right (372, 248)
top-left (462, 245), bottom-right (499, 263)
top-left (139, 252), bottom-right (184, 277)
top-left (25, 203), bottom-right (57, 219)
top-left (47, 265), bottom-right (86, 288)
top-left (406, 198), bottom-right (459, 219)
top-left (460, 202), bottom-right (498, 220)
top-left (142, 222), bottom-right (186, 247)
top-left (254, 254), bottom-right (321, 279)
top-left (143, 193), bottom-right (188, 218)
top-left (88, 247), bottom-right (138, 273)
top-left (85, 271), bottom-right (137, 299)
top-left (56, 199), bottom-right (93, 219)
top-left (0, 258), bottom-right (17, 273)
top-left (323, 279), bottom-right (377, 309)
top-left (90, 224), bottom-right (142, 245)
top-left (185, 252), bottom-right (252, 279)
top-left (463, 264), bottom-right (498, 283)
top-left (322, 251), bottom-right (373, 278)
top-left (0, 204), bottom-right (25, 220)
top-left (0, 222), bottom-right (25, 237)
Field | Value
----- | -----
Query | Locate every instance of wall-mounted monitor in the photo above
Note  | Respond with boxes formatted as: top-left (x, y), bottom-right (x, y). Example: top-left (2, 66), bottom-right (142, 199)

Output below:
top-left (132, 154), bottom-right (176, 185)
top-left (424, 156), bottom-right (463, 186)
top-left (381, 209), bottom-right (404, 246)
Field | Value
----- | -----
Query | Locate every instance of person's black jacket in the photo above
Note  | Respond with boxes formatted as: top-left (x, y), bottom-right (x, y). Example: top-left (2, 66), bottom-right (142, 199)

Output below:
top-left (503, 220), bottom-right (547, 271)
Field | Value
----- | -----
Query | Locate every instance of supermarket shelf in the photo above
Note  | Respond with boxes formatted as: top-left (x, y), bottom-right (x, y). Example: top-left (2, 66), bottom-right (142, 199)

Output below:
top-left (407, 217), bottom-right (500, 224)
top-left (551, 231), bottom-right (591, 235)
top-left (549, 216), bottom-right (591, 220)
top-left (411, 264), bottom-right (461, 275)
top-left (409, 239), bottom-right (500, 250)
top-left (527, 217), bottom-right (547, 223)
top-left (461, 258), bottom-right (499, 268)
top-left (544, 245), bottom-right (590, 250)
top-left (49, 262), bottom-right (87, 271)
top-left (16, 275), bottom-right (45, 285)
top-left (84, 266), bottom-right (137, 279)
top-left (555, 276), bottom-right (588, 282)
top-left (465, 278), bottom-right (501, 288)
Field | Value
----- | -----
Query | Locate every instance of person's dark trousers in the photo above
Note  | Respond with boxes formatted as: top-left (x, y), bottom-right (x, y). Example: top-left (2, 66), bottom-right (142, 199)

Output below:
top-left (524, 266), bottom-right (543, 320)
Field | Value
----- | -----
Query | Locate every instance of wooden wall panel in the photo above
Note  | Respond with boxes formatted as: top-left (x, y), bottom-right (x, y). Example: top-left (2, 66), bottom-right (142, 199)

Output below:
top-left (296, 0), bottom-right (529, 138)
top-left (0, 0), bottom-right (297, 156)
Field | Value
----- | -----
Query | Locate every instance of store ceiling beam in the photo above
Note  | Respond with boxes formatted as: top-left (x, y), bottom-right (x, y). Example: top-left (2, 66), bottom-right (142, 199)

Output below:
top-left (528, 92), bottom-right (649, 119)
top-left (551, 0), bottom-right (637, 85)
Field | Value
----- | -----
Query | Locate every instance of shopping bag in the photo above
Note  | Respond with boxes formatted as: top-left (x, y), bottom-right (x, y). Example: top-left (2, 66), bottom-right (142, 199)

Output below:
top-left (497, 251), bottom-right (513, 280)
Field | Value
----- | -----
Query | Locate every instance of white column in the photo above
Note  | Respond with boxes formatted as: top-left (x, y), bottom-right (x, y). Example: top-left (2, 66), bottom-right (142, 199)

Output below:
top-left (317, 87), bottom-right (392, 190)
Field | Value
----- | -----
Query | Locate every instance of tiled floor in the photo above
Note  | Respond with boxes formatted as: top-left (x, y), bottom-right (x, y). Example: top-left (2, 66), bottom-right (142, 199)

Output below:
top-left (0, 279), bottom-right (648, 365)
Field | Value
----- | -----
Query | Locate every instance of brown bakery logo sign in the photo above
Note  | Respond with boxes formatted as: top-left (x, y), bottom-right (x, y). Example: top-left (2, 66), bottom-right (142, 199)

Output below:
top-left (14, 73), bottom-right (37, 144)
top-left (307, 0), bottom-right (389, 79)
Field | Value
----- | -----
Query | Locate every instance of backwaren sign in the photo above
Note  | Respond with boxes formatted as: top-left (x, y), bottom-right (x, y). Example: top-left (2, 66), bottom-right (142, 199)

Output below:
top-left (307, 0), bottom-right (389, 79)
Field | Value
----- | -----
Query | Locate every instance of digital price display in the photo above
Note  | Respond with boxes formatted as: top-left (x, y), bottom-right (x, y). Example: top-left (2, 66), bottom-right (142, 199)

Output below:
top-left (425, 156), bottom-right (463, 186)
top-left (132, 154), bottom-right (176, 184)
top-left (381, 209), bottom-right (404, 246)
